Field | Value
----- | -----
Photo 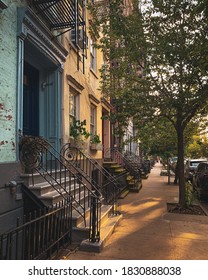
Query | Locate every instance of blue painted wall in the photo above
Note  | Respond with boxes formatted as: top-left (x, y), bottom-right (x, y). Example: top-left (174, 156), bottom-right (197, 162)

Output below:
top-left (0, 0), bottom-right (25, 162)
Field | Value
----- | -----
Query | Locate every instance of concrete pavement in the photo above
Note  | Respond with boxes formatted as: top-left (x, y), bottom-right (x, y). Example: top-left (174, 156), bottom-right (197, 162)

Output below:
top-left (58, 163), bottom-right (208, 260)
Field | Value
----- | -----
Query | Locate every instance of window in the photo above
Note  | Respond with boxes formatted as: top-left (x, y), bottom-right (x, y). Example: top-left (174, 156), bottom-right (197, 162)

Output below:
top-left (90, 104), bottom-right (96, 136)
top-left (69, 88), bottom-right (79, 129)
top-left (70, 29), bottom-right (88, 50)
top-left (90, 38), bottom-right (97, 72)
top-left (197, 163), bottom-right (204, 172)
top-left (69, 94), bottom-right (78, 118)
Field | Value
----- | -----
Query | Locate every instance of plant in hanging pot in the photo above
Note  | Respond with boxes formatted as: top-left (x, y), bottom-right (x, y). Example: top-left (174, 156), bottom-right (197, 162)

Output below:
top-left (69, 117), bottom-right (90, 149)
top-left (90, 134), bottom-right (102, 151)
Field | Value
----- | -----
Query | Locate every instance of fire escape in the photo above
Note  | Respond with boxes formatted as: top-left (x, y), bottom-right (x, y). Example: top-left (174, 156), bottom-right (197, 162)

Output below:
top-left (32, 0), bottom-right (87, 71)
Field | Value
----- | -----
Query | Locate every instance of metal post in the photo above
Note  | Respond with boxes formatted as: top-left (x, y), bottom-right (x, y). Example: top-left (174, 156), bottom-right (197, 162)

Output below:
top-left (168, 162), bottom-right (171, 185)
top-left (91, 194), bottom-right (97, 243)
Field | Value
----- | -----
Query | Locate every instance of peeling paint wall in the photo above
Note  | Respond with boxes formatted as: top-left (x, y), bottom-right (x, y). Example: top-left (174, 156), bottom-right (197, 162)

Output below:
top-left (0, 1), bottom-right (23, 162)
top-left (0, 0), bottom-right (25, 235)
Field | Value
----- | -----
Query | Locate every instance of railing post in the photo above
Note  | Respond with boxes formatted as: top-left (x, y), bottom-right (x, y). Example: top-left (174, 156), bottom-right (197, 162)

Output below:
top-left (90, 193), bottom-right (97, 243)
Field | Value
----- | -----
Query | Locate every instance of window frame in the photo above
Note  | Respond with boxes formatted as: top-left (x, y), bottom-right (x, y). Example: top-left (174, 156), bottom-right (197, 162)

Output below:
top-left (90, 104), bottom-right (97, 137)
top-left (69, 86), bottom-right (80, 130)
top-left (90, 38), bottom-right (97, 72)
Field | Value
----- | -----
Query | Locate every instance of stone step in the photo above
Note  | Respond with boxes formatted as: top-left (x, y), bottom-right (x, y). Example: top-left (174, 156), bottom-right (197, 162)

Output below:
top-left (71, 206), bottom-right (91, 227)
top-left (113, 168), bottom-right (127, 173)
top-left (79, 212), bottom-right (123, 252)
top-left (127, 180), bottom-right (135, 185)
top-left (39, 187), bottom-right (90, 207)
top-left (142, 174), bottom-right (149, 179)
top-left (71, 204), bottom-right (114, 243)
top-left (21, 169), bottom-right (75, 186)
top-left (127, 175), bottom-right (134, 181)
top-left (27, 178), bottom-right (79, 196)
top-left (103, 161), bottom-right (118, 166)
top-left (129, 181), bottom-right (143, 193)
top-left (119, 189), bottom-right (129, 199)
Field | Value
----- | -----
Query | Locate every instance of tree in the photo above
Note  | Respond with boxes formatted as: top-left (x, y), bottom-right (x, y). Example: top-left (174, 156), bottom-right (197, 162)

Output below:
top-left (89, 0), bottom-right (208, 208)
top-left (134, 117), bottom-right (178, 160)
top-left (186, 134), bottom-right (208, 158)
top-left (138, 0), bottom-right (208, 207)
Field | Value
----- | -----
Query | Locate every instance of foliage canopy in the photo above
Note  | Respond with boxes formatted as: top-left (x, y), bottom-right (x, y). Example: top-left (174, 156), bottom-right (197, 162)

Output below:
top-left (89, 0), bottom-right (208, 206)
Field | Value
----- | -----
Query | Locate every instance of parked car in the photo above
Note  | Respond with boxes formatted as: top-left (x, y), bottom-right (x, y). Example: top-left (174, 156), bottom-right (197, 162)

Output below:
top-left (192, 162), bottom-right (208, 200)
top-left (184, 158), bottom-right (208, 182)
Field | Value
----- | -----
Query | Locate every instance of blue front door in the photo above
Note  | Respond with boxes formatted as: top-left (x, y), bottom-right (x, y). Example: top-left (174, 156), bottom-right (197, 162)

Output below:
top-left (39, 70), bottom-right (61, 152)
top-left (23, 62), bottom-right (39, 136)
top-left (23, 60), bottom-right (61, 153)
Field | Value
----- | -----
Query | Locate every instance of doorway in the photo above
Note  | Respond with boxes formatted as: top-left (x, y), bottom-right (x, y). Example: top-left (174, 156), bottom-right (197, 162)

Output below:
top-left (23, 62), bottom-right (39, 136)
top-left (21, 38), bottom-right (62, 152)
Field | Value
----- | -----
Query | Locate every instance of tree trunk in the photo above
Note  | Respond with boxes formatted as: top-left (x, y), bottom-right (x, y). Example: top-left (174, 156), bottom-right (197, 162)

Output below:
top-left (177, 124), bottom-right (186, 207)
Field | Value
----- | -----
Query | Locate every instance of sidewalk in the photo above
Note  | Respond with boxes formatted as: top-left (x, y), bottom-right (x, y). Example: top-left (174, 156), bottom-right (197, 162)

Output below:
top-left (59, 163), bottom-right (208, 260)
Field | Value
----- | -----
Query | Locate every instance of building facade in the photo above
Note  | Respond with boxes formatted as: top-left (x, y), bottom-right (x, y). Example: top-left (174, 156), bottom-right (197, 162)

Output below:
top-left (0, 0), bottom-right (111, 234)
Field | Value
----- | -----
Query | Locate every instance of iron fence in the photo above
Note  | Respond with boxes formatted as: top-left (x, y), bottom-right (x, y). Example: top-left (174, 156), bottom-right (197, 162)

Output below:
top-left (0, 200), bottom-right (72, 260)
top-left (19, 136), bottom-right (102, 243)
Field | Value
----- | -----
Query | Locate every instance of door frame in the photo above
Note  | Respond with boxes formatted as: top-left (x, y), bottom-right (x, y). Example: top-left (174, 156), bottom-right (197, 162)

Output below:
top-left (17, 8), bottom-right (67, 157)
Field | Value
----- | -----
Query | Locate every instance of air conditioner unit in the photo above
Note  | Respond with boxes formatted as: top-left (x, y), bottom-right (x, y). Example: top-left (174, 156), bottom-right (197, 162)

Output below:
top-left (70, 29), bottom-right (88, 49)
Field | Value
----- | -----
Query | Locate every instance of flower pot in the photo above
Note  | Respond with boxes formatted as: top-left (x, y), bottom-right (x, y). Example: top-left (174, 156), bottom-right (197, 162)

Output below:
top-left (69, 138), bottom-right (88, 150)
top-left (90, 143), bottom-right (103, 151)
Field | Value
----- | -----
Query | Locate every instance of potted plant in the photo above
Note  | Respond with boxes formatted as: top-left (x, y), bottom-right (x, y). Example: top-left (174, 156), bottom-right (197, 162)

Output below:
top-left (90, 134), bottom-right (102, 151)
top-left (69, 117), bottom-right (90, 149)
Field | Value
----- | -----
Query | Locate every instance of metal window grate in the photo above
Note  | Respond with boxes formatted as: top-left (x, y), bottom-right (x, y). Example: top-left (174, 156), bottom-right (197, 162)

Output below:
top-left (33, 0), bottom-right (84, 30)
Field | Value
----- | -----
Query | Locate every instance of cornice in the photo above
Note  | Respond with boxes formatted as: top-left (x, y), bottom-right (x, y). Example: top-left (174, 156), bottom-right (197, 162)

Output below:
top-left (89, 94), bottom-right (100, 105)
top-left (66, 75), bottom-right (84, 91)
top-left (17, 7), bottom-right (68, 63)
top-left (101, 97), bottom-right (113, 110)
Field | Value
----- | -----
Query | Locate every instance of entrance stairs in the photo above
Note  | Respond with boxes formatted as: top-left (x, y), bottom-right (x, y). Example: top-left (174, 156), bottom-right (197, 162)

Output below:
top-left (103, 161), bottom-right (142, 196)
top-left (21, 170), bottom-right (122, 253)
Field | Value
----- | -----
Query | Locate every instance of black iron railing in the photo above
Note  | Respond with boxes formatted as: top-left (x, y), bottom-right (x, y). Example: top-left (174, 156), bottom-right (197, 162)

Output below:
top-left (61, 144), bottom-right (126, 214)
top-left (20, 136), bottom-right (101, 243)
top-left (0, 201), bottom-right (72, 260)
top-left (32, 0), bottom-right (85, 30)
top-left (104, 148), bottom-right (142, 191)
top-left (105, 148), bottom-right (141, 178)
top-left (124, 151), bottom-right (153, 175)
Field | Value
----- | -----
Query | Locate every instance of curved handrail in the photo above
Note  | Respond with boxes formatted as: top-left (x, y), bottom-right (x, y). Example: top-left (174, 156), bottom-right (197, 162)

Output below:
top-left (20, 135), bottom-right (101, 241)
top-left (61, 144), bottom-right (125, 207)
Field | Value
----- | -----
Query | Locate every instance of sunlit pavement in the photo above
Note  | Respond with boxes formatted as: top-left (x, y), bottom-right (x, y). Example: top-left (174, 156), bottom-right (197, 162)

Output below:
top-left (58, 163), bottom-right (208, 260)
